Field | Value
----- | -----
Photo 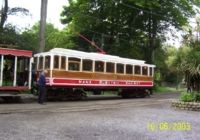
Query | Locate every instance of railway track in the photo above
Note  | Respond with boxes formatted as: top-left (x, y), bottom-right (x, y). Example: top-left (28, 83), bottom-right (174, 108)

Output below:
top-left (0, 93), bottom-right (178, 114)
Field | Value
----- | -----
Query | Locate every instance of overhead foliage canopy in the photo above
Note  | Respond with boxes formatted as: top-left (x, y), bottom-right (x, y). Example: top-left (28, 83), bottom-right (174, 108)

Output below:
top-left (61, 0), bottom-right (200, 63)
top-left (20, 23), bottom-right (71, 53)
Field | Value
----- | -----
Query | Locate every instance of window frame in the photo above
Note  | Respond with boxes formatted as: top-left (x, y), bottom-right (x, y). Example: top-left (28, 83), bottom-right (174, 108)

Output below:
top-left (126, 64), bottom-right (133, 75)
top-left (116, 63), bottom-right (124, 74)
top-left (142, 66), bottom-right (148, 76)
top-left (60, 56), bottom-right (66, 70)
top-left (38, 56), bottom-right (44, 70)
top-left (68, 57), bottom-right (81, 71)
top-left (44, 55), bottom-right (50, 69)
top-left (106, 62), bottom-right (115, 73)
top-left (82, 59), bottom-right (93, 72)
top-left (53, 55), bottom-right (60, 69)
top-left (95, 61), bottom-right (105, 73)
top-left (134, 65), bottom-right (141, 75)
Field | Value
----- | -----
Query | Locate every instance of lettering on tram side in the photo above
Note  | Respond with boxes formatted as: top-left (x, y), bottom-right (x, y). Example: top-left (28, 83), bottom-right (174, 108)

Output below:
top-left (100, 80), bottom-right (141, 86)
top-left (77, 79), bottom-right (145, 86)
top-left (78, 80), bottom-right (92, 84)
top-left (126, 81), bottom-right (139, 85)
top-left (100, 80), bottom-right (107, 85)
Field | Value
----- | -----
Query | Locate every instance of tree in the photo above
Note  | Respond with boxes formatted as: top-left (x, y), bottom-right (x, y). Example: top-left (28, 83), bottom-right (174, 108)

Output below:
top-left (39, 0), bottom-right (48, 52)
top-left (0, 0), bottom-right (29, 47)
top-left (61, 0), bottom-right (200, 63)
top-left (0, 0), bottom-right (29, 30)
top-left (179, 44), bottom-right (200, 92)
top-left (20, 23), bottom-right (71, 53)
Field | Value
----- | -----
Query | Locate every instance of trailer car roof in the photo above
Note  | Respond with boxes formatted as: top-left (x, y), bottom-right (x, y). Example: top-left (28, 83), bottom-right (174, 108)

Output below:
top-left (34, 48), bottom-right (155, 67)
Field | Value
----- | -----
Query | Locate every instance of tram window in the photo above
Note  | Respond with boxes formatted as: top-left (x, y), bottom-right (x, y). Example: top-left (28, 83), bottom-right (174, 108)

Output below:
top-left (0, 55), bottom-right (1, 75)
top-left (0, 55), bottom-right (1, 78)
top-left (95, 61), bottom-right (104, 72)
top-left (117, 63), bottom-right (124, 74)
top-left (45, 56), bottom-right (50, 69)
top-left (150, 67), bottom-right (153, 76)
top-left (134, 65), bottom-right (141, 75)
top-left (126, 65), bottom-right (133, 74)
top-left (54, 55), bottom-right (59, 69)
top-left (82, 59), bottom-right (93, 71)
top-left (142, 66), bottom-right (148, 75)
top-left (38, 56), bottom-right (44, 70)
top-left (106, 62), bottom-right (114, 73)
top-left (68, 57), bottom-right (80, 71)
top-left (33, 57), bottom-right (37, 70)
top-left (61, 56), bottom-right (66, 70)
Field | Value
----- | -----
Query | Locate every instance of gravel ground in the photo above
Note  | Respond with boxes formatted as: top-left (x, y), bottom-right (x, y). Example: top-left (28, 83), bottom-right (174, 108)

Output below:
top-left (0, 93), bottom-right (199, 140)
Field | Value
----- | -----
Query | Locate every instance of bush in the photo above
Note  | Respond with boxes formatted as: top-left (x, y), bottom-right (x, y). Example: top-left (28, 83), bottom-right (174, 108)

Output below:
top-left (180, 92), bottom-right (194, 102)
top-left (194, 93), bottom-right (200, 102)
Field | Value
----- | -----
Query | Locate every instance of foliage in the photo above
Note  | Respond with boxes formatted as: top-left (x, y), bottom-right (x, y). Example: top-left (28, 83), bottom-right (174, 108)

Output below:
top-left (0, 24), bottom-right (21, 45)
top-left (0, 0), bottom-right (30, 48)
top-left (60, 0), bottom-right (200, 63)
top-left (20, 23), bottom-right (72, 52)
top-left (153, 86), bottom-right (177, 93)
top-left (194, 93), bottom-right (200, 102)
top-left (177, 42), bottom-right (200, 92)
top-left (180, 92), bottom-right (200, 102)
top-left (0, 22), bottom-right (71, 52)
top-left (180, 92), bottom-right (194, 102)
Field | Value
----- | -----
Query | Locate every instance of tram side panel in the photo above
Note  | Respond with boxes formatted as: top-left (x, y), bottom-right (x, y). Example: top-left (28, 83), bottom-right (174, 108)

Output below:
top-left (45, 70), bottom-right (154, 98)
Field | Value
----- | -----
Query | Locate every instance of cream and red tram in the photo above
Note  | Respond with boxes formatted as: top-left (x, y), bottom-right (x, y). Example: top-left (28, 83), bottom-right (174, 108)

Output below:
top-left (0, 47), bottom-right (32, 101)
top-left (34, 48), bottom-right (155, 98)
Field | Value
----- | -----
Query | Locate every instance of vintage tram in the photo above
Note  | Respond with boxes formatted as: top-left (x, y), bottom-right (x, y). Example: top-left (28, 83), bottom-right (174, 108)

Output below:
top-left (34, 48), bottom-right (155, 99)
top-left (0, 47), bottom-right (33, 101)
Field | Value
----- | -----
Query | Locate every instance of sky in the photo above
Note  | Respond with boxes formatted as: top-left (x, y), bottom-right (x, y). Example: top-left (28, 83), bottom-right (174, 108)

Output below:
top-left (4, 0), bottom-right (68, 30)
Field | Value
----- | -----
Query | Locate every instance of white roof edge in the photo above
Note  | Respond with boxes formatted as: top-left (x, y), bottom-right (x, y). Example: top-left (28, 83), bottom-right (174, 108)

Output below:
top-left (34, 48), bottom-right (155, 66)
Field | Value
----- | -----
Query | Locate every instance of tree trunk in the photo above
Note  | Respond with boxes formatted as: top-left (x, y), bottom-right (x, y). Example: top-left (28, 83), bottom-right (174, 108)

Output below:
top-left (148, 12), bottom-right (157, 64)
top-left (0, 0), bottom-right (8, 30)
top-left (39, 0), bottom-right (48, 53)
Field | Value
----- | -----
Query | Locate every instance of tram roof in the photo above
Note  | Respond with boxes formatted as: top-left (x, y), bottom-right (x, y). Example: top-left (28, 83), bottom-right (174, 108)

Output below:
top-left (0, 47), bottom-right (32, 57)
top-left (34, 48), bottom-right (155, 67)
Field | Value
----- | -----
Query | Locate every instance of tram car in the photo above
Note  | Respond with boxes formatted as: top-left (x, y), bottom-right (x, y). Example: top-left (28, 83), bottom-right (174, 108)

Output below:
top-left (34, 48), bottom-right (155, 99)
top-left (0, 47), bottom-right (33, 101)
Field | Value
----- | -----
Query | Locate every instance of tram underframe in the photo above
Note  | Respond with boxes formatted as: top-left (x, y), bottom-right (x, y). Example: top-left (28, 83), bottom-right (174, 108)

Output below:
top-left (44, 86), bottom-right (151, 101)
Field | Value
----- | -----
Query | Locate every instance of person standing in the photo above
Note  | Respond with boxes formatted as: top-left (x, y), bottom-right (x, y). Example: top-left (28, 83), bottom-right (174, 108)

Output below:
top-left (38, 70), bottom-right (46, 104)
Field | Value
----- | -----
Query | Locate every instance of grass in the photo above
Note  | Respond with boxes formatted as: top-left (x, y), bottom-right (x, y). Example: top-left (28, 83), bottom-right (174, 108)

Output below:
top-left (154, 86), bottom-right (185, 94)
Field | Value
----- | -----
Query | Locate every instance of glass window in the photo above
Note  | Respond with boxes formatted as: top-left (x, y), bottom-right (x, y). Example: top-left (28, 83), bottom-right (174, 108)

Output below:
top-left (126, 65), bottom-right (133, 74)
top-left (142, 66), bottom-right (148, 75)
top-left (82, 59), bottom-right (93, 71)
top-left (61, 56), bottom-right (66, 70)
top-left (54, 55), bottom-right (59, 69)
top-left (150, 67), bottom-right (153, 76)
top-left (95, 61), bottom-right (104, 72)
top-left (0, 55), bottom-right (1, 75)
top-left (38, 56), bottom-right (43, 70)
top-left (106, 62), bottom-right (114, 73)
top-left (117, 63), bottom-right (124, 74)
top-left (45, 56), bottom-right (50, 69)
top-left (33, 57), bottom-right (37, 70)
top-left (68, 57), bottom-right (80, 71)
top-left (134, 65), bottom-right (141, 75)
